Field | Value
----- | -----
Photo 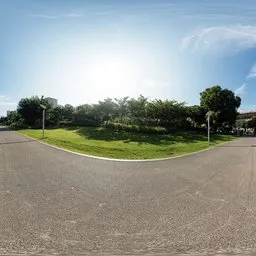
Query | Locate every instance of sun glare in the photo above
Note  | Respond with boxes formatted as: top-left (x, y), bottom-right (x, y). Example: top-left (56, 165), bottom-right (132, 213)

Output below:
top-left (88, 55), bottom-right (139, 95)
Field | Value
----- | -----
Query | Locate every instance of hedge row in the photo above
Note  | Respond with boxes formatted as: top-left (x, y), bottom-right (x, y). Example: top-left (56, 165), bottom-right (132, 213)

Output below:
top-left (104, 122), bottom-right (168, 135)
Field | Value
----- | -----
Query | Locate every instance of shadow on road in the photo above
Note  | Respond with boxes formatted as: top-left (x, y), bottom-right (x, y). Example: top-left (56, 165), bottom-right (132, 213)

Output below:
top-left (0, 140), bottom-right (35, 145)
top-left (0, 126), bottom-right (36, 145)
top-left (0, 126), bottom-right (10, 131)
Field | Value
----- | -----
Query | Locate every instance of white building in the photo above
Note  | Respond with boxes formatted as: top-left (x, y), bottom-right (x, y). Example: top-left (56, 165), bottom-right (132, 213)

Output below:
top-left (6, 110), bottom-right (11, 116)
top-left (46, 97), bottom-right (58, 107)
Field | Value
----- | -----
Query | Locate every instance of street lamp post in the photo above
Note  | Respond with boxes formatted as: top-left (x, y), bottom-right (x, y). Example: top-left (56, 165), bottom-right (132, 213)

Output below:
top-left (206, 111), bottom-right (213, 146)
top-left (40, 104), bottom-right (47, 139)
top-left (207, 115), bottom-right (210, 146)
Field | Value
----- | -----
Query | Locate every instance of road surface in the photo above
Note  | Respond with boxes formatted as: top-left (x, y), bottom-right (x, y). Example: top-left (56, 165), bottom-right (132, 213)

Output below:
top-left (0, 127), bottom-right (256, 255)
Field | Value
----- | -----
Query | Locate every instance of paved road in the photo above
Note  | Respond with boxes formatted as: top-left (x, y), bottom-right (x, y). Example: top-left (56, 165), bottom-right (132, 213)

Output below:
top-left (1, 127), bottom-right (256, 255)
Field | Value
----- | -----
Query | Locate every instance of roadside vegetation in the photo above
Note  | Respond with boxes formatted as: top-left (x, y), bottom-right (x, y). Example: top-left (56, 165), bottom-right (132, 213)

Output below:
top-left (0, 85), bottom-right (240, 159)
top-left (18, 127), bottom-right (235, 159)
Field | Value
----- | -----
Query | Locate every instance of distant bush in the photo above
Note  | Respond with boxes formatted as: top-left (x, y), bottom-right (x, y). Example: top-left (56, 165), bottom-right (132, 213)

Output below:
top-left (59, 121), bottom-right (73, 128)
top-left (59, 119), bottom-right (101, 128)
top-left (9, 118), bottom-right (29, 130)
top-left (104, 122), bottom-right (168, 135)
top-left (237, 130), bottom-right (244, 136)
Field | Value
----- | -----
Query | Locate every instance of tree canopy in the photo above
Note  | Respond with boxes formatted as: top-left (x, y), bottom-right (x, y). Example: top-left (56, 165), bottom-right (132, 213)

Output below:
top-left (17, 96), bottom-right (52, 127)
top-left (7, 85), bottom-right (241, 133)
top-left (200, 85), bottom-right (241, 129)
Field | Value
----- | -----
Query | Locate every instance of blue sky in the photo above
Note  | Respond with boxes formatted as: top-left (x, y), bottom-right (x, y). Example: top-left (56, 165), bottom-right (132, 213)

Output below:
top-left (1, 0), bottom-right (256, 115)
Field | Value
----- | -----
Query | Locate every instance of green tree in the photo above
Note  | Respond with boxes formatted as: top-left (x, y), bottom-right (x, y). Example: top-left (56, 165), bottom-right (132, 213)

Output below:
top-left (6, 111), bottom-right (21, 125)
top-left (97, 98), bottom-right (117, 124)
top-left (62, 104), bottom-right (74, 121)
top-left (147, 99), bottom-right (187, 128)
top-left (200, 85), bottom-right (241, 129)
top-left (247, 116), bottom-right (256, 133)
top-left (0, 116), bottom-right (7, 125)
top-left (186, 105), bottom-right (206, 127)
top-left (114, 96), bottom-right (129, 123)
top-left (236, 119), bottom-right (248, 129)
top-left (73, 104), bottom-right (101, 126)
top-left (128, 95), bottom-right (148, 124)
top-left (17, 96), bottom-right (52, 127)
top-left (45, 106), bottom-right (63, 127)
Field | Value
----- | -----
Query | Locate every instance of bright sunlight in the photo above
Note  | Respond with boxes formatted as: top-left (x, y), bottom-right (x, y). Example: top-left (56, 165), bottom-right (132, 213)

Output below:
top-left (87, 54), bottom-right (140, 96)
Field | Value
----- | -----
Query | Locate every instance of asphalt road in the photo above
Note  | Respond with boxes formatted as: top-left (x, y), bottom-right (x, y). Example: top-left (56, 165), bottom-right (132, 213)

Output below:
top-left (1, 127), bottom-right (256, 255)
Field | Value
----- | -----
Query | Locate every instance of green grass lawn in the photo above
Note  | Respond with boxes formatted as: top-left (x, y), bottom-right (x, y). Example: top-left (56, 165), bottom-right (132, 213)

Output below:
top-left (18, 127), bottom-right (235, 159)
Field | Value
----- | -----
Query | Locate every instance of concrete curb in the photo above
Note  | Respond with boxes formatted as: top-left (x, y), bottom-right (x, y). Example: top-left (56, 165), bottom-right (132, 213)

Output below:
top-left (17, 131), bottom-right (237, 162)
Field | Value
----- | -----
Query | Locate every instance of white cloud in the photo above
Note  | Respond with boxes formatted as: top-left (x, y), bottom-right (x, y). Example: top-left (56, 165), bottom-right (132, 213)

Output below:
top-left (27, 14), bottom-right (58, 19)
top-left (235, 83), bottom-right (246, 96)
top-left (181, 25), bottom-right (256, 54)
top-left (246, 63), bottom-right (256, 79)
top-left (66, 13), bottom-right (83, 18)
top-left (25, 12), bottom-right (83, 19)
top-left (237, 63), bottom-right (256, 95)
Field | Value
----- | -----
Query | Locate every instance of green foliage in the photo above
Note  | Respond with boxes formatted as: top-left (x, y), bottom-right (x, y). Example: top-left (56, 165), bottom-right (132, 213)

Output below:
top-left (7, 85), bottom-right (241, 133)
top-left (58, 121), bottom-right (73, 128)
top-left (97, 98), bottom-right (117, 124)
top-left (128, 95), bottom-right (148, 124)
top-left (62, 104), bottom-right (74, 121)
top-left (186, 105), bottom-right (206, 127)
top-left (45, 106), bottom-right (63, 127)
top-left (114, 96), bottom-right (129, 123)
top-left (104, 122), bottom-right (167, 135)
top-left (236, 119), bottom-right (248, 128)
top-left (248, 116), bottom-right (256, 130)
top-left (17, 96), bottom-right (52, 127)
top-left (9, 118), bottom-right (29, 130)
top-left (6, 111), bottom-right (21, 125)
top-left (147, 99), bottom-right (187, 128)
top-left (73, 104), bottom-right (101, 126)
top-left (0, 116), bottom-right (7, 124)
top-left (200, 85), bottom-right (241, 128)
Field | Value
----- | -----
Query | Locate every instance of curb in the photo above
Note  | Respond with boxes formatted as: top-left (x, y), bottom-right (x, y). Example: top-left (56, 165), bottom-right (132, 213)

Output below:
top-left (17, 131), bottom-right (237, 163)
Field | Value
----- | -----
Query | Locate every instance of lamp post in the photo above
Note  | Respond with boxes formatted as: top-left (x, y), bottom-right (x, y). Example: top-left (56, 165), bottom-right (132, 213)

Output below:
top-left (206, 111), bottom-right (213, 146)
top-left (40, 104), bottom-right (47, 139)
top-left (207, 115), bottom-right (210, 146)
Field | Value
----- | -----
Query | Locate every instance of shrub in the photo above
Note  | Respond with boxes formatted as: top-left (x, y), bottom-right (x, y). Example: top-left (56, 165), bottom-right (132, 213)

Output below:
top-left (59, 121), bottom-right (73, 128)
top-left (104, 122), bottom-right (167, 135)
top-left (9, 118), bottom-right (29, 130)
top-left (59, 119), bottom-right (101, 128)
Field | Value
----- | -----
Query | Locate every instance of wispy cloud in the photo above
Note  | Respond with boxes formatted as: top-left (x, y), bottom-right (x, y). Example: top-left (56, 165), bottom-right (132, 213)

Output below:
top-left (25, 12), bottom-right (84, 19)
top-left (247, 63), bottom-right (256, 79)
top-left (26, 14), bottom-right (59, 19)
top-left (66, 13), bottom-right (83, 18)
top-left (235, 62), bottom-right (256, 96)
top-left (181, 25), bottom-right (256, 54)
top-left (235, 83), bottom-right (246, 96)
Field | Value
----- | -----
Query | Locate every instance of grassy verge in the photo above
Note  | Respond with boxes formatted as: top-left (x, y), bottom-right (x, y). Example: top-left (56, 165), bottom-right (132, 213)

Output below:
top-left (18, 127), bottom-right (235, 159)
